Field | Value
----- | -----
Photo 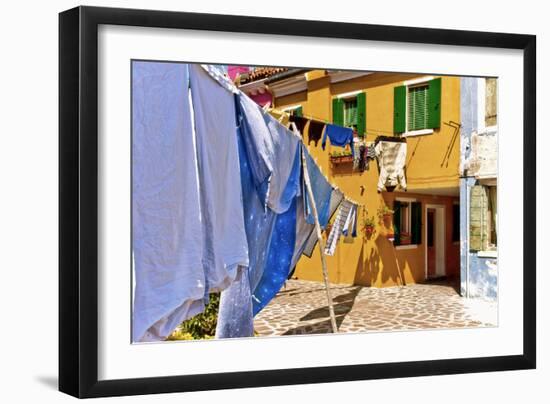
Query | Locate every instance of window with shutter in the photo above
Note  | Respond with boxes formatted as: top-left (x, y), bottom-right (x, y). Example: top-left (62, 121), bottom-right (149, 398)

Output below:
top-left (427, 78), bottom-right (441, 129)
top-left (356, 92), bottom-right (366, 137)
top-left (394, 86), bottom-right (406, 133)
top-left (393, 201), bottom-right (401, 246)
top-left (469, 185), bottom-right (488, 251)
top-left (408, 85), bottom-right (429, 131)
top-left (332, 98), bottom-right (344, 126)
top-left (343, 98), bottom-right (358, 128)
top-left (393, 200), bottom-right (421, 246)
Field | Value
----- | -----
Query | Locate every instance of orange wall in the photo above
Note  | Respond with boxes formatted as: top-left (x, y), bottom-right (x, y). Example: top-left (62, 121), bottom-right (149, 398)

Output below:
top-left (274, 71), bottom-right (461, 287)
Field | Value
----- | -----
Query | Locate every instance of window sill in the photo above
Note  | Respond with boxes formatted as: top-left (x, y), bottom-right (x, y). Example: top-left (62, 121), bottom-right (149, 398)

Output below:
top-left (477, 250), bottom-right (498, 258)
top-left (395, 244), bottom-right (419, 250)
top-left (402, 129), bottom-right (434, 137)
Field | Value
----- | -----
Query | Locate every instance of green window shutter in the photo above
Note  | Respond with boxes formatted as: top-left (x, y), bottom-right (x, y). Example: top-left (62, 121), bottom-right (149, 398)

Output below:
top-left (357, 92), bottom-right (366, 137)
top-left (427, 78), bottom-right (442, 129)
top-left (408, 86), bottom-right (428, 131)
top-left (393, 201), bottom-right (401, 246)
top-left (470, 185), bottom-right (488, 251)
top-left (393, 86), bottom-right (406, 133)
top-left (343, 99), bottom-right (357, 127)
top-left (411, 202), bottom-right (422, 244)
top-left (332, 98), bottom-right (344, 126)
top-left (294, 106), bottom-right (303, 117)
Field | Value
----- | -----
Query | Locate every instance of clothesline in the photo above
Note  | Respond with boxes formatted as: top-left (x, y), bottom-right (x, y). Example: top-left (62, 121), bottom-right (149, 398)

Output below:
top-left (203, 68), bottom-right (365, 208)
top-left (277, 109), bottom-right (397, 137)
top-left (272, 113), bottom-right (364, 209)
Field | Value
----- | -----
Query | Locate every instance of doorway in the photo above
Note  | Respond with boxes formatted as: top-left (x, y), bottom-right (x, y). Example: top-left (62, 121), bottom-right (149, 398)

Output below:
top-left (425, 204), bottom-right (446, 279)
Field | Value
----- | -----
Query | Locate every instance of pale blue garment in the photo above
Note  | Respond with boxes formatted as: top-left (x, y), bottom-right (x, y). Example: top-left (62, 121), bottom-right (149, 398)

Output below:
top-left (290, 180), bottom-right (315, 270)
top-left (215, 266), bottom-right (254, 338)
top-left (263, 112), bottom-right (302, 213)
top-left (251, 154), bottom-right (300, 315)
top-left (322, 124), bottom-right (354, 156)
top-left (216, 100), bottom-right (276, 338)
top-left (132, 62), bottom-right (206, 342)
top-left (302, 188), bottom-right (344, 258)
top-left (217, 95), bottom-right (302, 335)
top-left (189, 65), bottom-right (249, 294)
top-left (304, 149), bottom-right (333, 226)
top-left (237, 93), bottom-right (301, 213)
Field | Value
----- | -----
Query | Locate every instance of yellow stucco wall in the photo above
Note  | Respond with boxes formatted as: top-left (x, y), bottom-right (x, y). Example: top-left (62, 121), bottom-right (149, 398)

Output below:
top-left (275, 71), bottom-right (460, 287)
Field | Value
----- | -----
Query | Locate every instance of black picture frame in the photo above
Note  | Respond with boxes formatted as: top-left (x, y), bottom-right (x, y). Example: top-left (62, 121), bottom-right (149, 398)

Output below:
top-left (59, 5), bottom-right (536, 398)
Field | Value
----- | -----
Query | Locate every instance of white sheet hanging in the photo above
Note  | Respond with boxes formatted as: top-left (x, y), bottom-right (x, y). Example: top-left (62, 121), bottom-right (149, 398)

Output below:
top-left (189, 64), bottom-right (249, 293)
top-left (132, 62), bottom-right (206, 343)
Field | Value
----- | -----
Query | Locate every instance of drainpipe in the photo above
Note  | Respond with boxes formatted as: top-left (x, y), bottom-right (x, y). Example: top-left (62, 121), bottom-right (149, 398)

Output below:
top-left (465, 182), bottom-right (470, 298)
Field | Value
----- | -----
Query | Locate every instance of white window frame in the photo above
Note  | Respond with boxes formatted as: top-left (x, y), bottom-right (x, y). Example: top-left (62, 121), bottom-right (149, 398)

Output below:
top-left (395, 197), bottom-right (419, 250)
top-left (333, 92), bottom-right (361, 129)
top-left (402, 76), bottom-right (435, 138)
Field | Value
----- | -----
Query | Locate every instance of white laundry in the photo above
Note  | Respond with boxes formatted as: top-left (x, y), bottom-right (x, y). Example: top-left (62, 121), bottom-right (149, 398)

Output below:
top-left (132, 62), bottom-right (206, 343)
top-left (374, 141), bottom-right (407, 191)
top-left (324, 200), bottom-right (354, 256)
top-left (189, 64), bottom-right (249, 293)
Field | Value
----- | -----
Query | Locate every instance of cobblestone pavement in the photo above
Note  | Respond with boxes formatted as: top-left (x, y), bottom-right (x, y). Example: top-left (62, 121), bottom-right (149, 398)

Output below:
top-left (254, 279), bottom-right (497, 336)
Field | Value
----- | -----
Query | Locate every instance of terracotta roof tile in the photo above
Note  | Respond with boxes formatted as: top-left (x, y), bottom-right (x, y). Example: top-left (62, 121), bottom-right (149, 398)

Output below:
top-left (238, 67), bottom-right (288, 84)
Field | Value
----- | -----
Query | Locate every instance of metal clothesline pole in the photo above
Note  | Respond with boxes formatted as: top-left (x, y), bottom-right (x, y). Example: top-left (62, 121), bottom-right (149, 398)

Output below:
top-left (301, 146), bottom-right (338, 334)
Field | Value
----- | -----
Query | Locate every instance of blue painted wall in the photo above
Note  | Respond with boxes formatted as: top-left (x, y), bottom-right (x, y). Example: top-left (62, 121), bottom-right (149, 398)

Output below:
top-left (459, 78), bottom-right (498, 300)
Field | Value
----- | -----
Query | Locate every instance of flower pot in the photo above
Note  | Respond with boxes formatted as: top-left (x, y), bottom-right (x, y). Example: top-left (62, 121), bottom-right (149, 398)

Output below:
top-left (364, 225), bottom-right (374, 238)
top-left (330, 155), bottom-right (353, 165)
top-left (382, 213), bottom-right (393, 227)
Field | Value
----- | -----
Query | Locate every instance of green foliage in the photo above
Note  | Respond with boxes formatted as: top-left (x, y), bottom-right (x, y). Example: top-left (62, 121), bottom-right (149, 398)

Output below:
top-left (168, 293), bottom-right (220, 340)
top-left (362, 215), bottom-right (376, 228)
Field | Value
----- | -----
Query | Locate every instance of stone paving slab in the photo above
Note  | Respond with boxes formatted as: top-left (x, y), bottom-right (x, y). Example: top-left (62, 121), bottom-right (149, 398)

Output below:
top-left (254, 279), bottom-right (497, 336)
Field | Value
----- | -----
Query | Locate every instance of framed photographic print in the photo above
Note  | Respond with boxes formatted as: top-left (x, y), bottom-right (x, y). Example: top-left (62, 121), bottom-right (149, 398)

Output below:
top-left (59, 6), bottom-right (536, 398)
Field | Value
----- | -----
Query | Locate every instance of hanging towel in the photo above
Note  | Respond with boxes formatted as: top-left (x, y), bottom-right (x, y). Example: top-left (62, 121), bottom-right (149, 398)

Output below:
top-left (238, 93), bottom-right (301, 213)
top-left (288, 191), bottom-right (314, 275)
top-left (264, 114), bottom-right (302, 213)
top-left (302, 188), bottom-right (344, 258)
top-left (324, 200), bottom-right (354, 256)
top-left (189, 64), bottom-right (249, 293)
top-left (322, 124), bottom-right (354, 156)
top-left (303, 149), bottom-right (333, 227)
top-left (307, 120), bottom-right (325, 146)
top-left (132, 62), bottom-right (206, 343)
top-left (374, 141), bottom-right (408, 192)
top-left (289, 115), bottom-right (309, 135)
top-left (367, 144), bottom-right (377, 159)
top-left (343, 205), bottom-right (358, 237)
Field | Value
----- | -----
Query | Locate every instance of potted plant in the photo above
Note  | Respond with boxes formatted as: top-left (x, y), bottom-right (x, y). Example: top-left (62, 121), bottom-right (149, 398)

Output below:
top-left (377, 205), bottom-right (394, 227)
top-left (362, 215), bottom-right (376, 238)
top-left (330, 150), bottom-right (353, 164)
